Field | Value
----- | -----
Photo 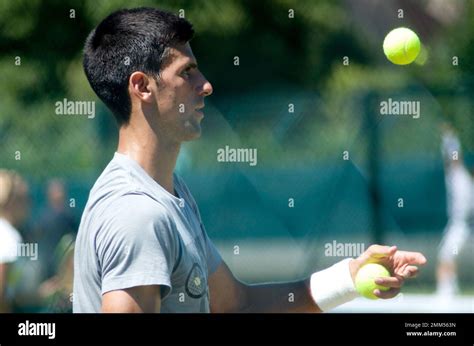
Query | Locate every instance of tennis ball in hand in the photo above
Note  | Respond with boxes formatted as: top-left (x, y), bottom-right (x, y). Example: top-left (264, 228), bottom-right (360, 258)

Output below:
top-left (383, 27), bottom-right (421, 65)
top-left (355, 263), bottom-right (390, 300)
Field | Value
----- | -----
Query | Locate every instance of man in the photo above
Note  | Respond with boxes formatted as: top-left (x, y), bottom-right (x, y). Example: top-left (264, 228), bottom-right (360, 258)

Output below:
top-left (34, 179), bottom-right (77, 280)
top-left (73, 7), bottom-right (426, 313)
top-left (436, 125), bottom-right (473, 298)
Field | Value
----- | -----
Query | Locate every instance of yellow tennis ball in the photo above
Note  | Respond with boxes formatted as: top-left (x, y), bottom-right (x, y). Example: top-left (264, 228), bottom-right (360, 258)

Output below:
top-left (383, 27), bottom-right (421, 65)
top-left (355, 263), bottom-right (390, 300)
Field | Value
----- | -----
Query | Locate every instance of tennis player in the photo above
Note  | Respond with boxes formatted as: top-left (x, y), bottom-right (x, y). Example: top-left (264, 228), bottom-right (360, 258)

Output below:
top-left (73, 7), bottom-right (426, 313)
top-left (436, 125), bottom-right (473, 298)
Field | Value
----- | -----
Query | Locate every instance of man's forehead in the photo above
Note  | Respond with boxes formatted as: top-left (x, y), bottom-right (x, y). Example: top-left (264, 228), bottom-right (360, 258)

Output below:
top-left (167, 43), bottom-right (197, 67)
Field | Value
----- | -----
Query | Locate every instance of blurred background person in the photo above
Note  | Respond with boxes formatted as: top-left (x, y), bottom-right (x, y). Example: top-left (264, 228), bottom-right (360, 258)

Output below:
top-left (0, 170), bottom-right (31, 312)
top-left (33, 179), bottom-right (77, 282)
top-left (38, 233), bottom-right (75, 313)
top-left (437, 124), bottom-right (474, 298)
top-left (26, 179), bottom-right (77, 312)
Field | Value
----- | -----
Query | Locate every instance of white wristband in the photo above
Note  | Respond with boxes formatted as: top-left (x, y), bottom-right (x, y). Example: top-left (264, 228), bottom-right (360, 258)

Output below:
top-left (309, 258), bottom-right (359, 312)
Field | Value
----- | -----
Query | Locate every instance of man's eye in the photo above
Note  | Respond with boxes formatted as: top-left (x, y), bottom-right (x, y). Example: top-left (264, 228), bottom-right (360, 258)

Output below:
top-left (182, 69), bottom-right (191, 77)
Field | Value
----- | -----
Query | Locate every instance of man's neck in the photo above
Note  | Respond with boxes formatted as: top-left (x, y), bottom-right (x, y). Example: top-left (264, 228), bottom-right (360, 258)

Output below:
top-left (117, 125), bottom-right (180, 196)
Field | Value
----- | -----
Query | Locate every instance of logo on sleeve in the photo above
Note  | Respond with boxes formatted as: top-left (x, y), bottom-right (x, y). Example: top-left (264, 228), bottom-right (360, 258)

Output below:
top-left (185, 263), bottom-right (207, 298)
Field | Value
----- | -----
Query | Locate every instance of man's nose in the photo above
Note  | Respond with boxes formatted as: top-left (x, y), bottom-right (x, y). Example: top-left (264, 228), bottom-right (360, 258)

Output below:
top-left (197, 73), bottom-right (213, 97)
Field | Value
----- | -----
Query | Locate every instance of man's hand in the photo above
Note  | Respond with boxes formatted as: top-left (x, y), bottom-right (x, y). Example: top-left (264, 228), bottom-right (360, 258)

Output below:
top-left (349, 245), bottom-right (427, 299)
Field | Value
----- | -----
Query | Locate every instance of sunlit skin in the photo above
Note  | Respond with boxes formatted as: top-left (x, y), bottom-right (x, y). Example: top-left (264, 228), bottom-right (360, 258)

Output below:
top-left (116, 42), bottom-right (212, 195)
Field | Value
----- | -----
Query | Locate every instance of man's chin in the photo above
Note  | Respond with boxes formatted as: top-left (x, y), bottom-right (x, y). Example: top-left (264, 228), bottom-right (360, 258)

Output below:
top-left (182, 122), bottom-right (202, 141)
top-left (185, 131), bottom-right (201, 141)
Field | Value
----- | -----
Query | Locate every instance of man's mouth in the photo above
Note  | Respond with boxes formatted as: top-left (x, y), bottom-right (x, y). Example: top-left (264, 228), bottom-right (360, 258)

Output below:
top-left (195, 104), bottom-right (205, 116)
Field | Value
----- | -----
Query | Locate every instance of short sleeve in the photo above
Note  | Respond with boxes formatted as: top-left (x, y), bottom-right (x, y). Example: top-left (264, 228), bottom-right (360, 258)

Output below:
top-left (96, 194), bottom-right (178, 298)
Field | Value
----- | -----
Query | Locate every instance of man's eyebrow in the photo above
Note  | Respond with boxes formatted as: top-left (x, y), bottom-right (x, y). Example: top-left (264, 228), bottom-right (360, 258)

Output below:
top-left (182, 61), bottom-right (198, 70)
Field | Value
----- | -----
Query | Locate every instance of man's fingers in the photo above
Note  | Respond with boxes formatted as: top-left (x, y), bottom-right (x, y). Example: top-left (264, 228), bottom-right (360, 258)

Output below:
top-left (366, 244), bottom-right (397, 259)
top-left (398, 251), bottom-right (427, 266)
top-left (375, 276), bottom-right (403, 288)
top-left (374, 287), bottom-right (400, 299)
top-left (401, 265), bottom-right (419, 279)
top-left (411, 252), bottom-right (427, 266)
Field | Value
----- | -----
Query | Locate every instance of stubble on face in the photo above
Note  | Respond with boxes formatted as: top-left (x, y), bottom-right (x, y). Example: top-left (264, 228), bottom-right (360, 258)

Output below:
top-left (152, 43), bottom-right (205, 143)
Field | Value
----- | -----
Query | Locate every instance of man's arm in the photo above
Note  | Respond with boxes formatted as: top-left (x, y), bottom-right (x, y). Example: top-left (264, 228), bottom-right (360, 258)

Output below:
top-left (209, 245), bottom-right (426, 313)
top-left (102, 285), bottom-right (161, 313)
top-left (209, 261), bottom-right (320, 313)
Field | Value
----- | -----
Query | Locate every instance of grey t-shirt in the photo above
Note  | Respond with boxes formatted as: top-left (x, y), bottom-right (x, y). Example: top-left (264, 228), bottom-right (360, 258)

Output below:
top-left (73, 153), bottom-right (222, 313)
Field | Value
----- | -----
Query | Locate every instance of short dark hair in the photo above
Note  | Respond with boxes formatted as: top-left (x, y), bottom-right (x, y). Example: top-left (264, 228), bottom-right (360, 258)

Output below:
top-left (83, 7), bottom-right (194, 125)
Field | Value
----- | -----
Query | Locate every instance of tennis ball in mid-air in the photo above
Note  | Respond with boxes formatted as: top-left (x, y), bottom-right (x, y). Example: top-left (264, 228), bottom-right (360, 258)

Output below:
top-left (355, 263), bottom-right (391, 300)
top-left (383, 27), bottom-right (421, 65)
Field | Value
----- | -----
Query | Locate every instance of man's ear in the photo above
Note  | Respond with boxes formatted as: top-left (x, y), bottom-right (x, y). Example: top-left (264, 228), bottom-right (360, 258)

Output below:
top-left (129, 72), bottom-right (154, 103)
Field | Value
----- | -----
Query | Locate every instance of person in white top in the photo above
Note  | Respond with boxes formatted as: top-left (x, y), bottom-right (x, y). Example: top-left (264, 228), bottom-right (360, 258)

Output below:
top-left (0, 170), bottom-right (30, 312)
top-left (437, 125), bottom-right (474, 297)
